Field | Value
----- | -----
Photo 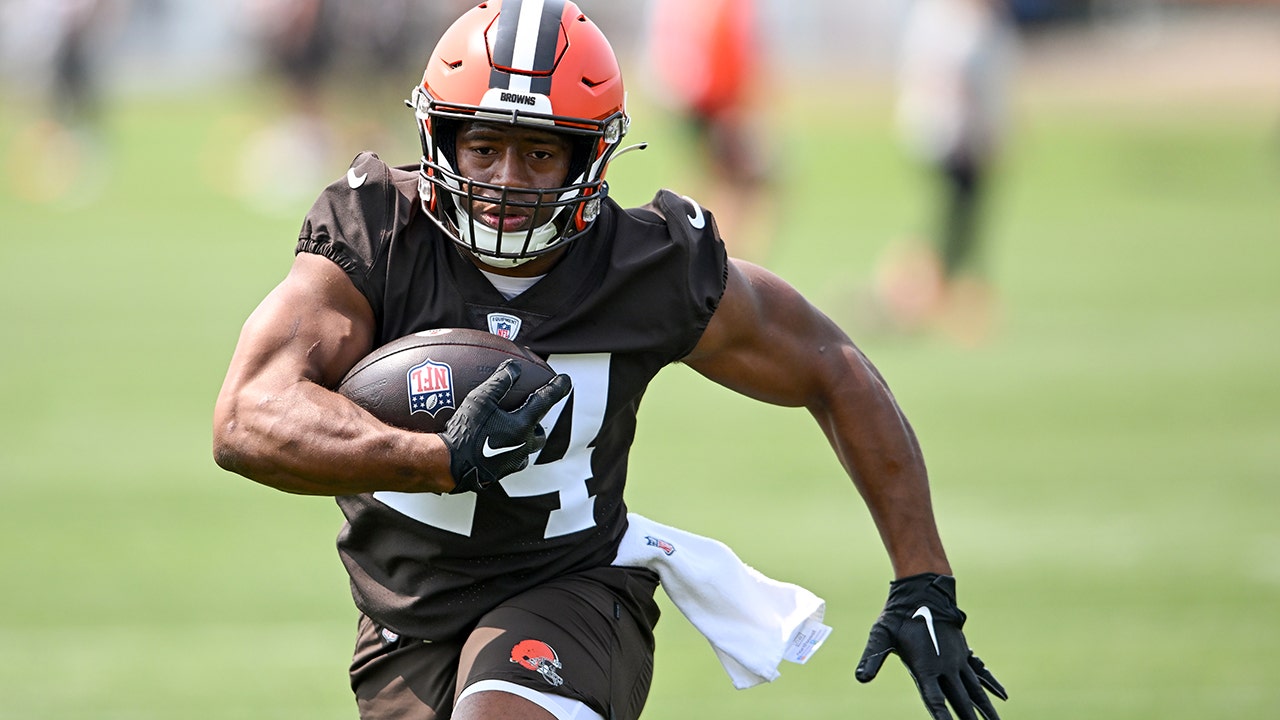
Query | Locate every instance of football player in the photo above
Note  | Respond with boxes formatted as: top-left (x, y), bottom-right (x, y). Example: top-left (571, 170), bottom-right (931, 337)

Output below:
top-left (212, 2), bottom-right (1006, 719)
top-left (643, 0), bottom-right (776, 261)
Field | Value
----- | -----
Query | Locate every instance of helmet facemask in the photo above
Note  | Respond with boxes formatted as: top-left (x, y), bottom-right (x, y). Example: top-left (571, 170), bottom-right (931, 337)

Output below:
top-left (409, 0), bottom-right (630, 267)
top-left (413, 87), bottom-right (625, 267)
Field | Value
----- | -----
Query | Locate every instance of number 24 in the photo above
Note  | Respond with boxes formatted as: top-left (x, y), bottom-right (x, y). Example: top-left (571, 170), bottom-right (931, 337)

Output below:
top-left (373, 354), bottom-right (609, 539)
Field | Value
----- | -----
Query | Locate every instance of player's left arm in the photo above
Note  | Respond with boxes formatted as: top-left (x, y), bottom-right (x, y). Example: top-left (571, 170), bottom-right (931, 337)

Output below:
top-left (684, 259), bottom-right (948, 578)
top-left (683, 259), bottom-right (1006, 720)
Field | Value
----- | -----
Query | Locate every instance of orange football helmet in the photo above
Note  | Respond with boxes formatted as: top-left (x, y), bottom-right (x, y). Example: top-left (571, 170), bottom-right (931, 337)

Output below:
top-left (410, 0), bottom-right (629, 266)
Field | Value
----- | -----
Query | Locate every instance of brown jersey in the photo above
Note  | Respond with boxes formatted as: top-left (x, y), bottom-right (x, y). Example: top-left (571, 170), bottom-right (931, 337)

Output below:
top-left (296, 152), bottom-right (728, 641)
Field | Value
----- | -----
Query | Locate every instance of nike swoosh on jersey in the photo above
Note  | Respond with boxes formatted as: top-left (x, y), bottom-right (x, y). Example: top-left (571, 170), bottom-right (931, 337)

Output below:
top-left (912, 606), bottom-right (941, 655)
top-left (482, 438), bottom-right (525, 458)
top-left (681, 195), bottom-right (705, 229)
top-left (347, 167), bottom-right (369, 189)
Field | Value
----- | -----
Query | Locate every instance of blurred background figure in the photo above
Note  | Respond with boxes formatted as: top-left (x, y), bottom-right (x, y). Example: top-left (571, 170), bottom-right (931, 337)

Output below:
top-left (234, 0), bottom-right (340, 212)
top-left (874, 0), bottom-right (1017, 344)
top-left (229, 0), bottom-right (459, 214)
top-left (642, 0), bottom-right (778, 262)
top-left (4, 0), bottom-right (124, 204)
top-left (327, 0), bottom-right (437, 152)
top-left (49, 0), bottom-right (111, 130)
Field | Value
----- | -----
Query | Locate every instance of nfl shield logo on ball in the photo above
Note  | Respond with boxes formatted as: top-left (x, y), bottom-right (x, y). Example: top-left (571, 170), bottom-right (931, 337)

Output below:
top-left (407, 359), bottom-right (455, 416)
top-left (488, 313), bottom-right (522, 340)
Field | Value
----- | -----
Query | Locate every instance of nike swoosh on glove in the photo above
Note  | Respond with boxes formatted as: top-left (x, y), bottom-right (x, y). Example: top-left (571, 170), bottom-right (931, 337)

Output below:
top-left (856, 573), bottom-right (1007, 720)
top-left (440, 359), bottom-right (572, 494)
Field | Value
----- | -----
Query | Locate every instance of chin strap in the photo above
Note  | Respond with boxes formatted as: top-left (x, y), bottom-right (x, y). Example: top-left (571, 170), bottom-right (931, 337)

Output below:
top-left (454, 208), bottom-right (561, 268)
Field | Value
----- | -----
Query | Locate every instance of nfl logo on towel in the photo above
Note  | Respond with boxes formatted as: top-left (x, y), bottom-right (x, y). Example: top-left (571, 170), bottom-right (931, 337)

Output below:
top-left (407, 358), bottom-right (455, 416)
top-left (645, 535), bottom-right (676, 555)
top-left (488, 313), bottom-right (522, 340)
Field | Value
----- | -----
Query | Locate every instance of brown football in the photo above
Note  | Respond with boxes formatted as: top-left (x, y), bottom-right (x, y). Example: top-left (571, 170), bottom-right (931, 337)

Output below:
top-left (336, 328), bottom-right (555, 433)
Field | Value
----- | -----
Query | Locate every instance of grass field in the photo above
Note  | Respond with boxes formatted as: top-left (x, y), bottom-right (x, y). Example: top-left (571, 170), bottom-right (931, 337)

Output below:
top-left (2, 25), bottom-right (1278, 719)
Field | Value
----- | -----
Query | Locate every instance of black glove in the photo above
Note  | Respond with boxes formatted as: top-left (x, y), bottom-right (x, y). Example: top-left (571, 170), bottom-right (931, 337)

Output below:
top-left (856, 573), bottom-right (1007, 720)
top-left (440, 359), bottom-right (571, 494)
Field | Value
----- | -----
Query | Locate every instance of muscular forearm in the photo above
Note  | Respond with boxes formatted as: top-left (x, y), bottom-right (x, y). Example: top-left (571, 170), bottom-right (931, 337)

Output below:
top-left (213, 379), bottom-right (455, 496)
top-left (688, 260), bottom-right (953, 576)
top-left (812, 346), bottom-right (951, 579)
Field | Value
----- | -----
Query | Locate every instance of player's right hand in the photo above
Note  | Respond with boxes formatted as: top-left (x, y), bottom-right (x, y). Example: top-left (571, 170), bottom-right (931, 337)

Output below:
top-left (440, 359), bottom-right (572, 494)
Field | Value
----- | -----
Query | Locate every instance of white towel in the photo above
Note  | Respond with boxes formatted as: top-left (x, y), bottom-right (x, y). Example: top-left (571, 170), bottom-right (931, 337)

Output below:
top-left (612, 513), bottom-right (832, 689)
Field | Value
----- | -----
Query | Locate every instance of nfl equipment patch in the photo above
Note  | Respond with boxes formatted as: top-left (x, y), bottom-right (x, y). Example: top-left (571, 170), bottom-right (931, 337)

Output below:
top-left (488, 312), bottom-right (523, 340)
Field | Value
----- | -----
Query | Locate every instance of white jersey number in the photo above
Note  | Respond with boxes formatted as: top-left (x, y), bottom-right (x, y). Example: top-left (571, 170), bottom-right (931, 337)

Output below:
top-left (373, 353), bottom-right (609, 539)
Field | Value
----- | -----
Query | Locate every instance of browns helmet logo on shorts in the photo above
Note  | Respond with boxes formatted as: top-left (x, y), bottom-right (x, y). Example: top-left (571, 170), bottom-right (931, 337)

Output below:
top-left (510, 639), bottom-right (564, 686)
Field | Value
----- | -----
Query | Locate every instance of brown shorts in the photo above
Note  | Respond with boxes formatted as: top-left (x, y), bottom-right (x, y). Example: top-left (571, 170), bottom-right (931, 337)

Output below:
top-left (349, 565), bottom-right (661, 720)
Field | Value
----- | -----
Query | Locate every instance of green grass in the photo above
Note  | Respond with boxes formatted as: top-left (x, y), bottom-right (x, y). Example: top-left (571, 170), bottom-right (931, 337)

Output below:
top-left (2, 72), bottom-right (1278, 719)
